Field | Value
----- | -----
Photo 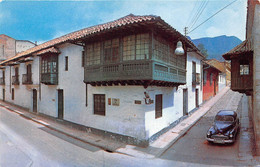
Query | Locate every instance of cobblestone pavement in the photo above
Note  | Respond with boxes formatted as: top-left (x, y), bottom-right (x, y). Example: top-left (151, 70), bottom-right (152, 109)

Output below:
top-left (161, 90), bottom-right (251, 166)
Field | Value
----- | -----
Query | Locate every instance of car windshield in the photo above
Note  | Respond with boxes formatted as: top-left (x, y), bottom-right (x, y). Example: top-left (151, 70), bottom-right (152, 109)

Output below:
top-left (215, 115), bottom-right (234, 122)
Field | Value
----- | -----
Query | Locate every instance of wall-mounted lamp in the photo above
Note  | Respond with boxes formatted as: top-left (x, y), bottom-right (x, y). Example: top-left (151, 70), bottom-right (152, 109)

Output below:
top-left (175, 41), bottom-right (185, 56)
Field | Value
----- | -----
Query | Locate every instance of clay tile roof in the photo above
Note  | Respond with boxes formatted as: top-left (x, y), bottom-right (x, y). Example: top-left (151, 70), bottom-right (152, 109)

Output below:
top-left (205, 59), bottom-right (226, 73)
top-left (34, 47), bottom-right (60, 56)
top-left (222, 38), bottom-right (253, 60)
top-left (0, 14), bottom-right (202, 64)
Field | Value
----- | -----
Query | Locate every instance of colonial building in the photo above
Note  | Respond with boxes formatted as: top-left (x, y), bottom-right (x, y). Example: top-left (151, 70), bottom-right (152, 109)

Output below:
top-left (204, 59), bottom-right (230, 91)
top-left (0, 14), bottom-right (204, 146)
top-left (223, 0), bottom-right (260, 154)
top-left (202, 61), bottom-right (220, 102)
top-left (0, 34), bottom-right (36, 62)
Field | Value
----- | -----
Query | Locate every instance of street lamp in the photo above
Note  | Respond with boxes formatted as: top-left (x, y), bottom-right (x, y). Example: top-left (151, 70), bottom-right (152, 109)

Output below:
top-left (175, 41), bottom-right (185, 56)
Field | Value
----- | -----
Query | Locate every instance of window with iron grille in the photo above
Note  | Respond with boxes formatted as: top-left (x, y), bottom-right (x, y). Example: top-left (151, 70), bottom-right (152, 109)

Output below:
top-left (155, 94), bottom-right (163, 119)
top-left (94, 94), bottom-right (105, 116)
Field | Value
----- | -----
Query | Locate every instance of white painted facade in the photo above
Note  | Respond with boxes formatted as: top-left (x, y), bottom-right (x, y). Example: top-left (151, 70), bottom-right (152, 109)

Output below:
top-left (16, 40), bottom-right (36, 54)
top-left (0, 42), bottom-right (203, 143)
top-left (218, 73), bottom-right (226, 91)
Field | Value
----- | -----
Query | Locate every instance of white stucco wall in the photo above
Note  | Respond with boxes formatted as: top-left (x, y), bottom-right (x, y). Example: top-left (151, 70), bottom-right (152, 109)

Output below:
top-left (218, 73), bottom-right (226, 91)
top-left (144, 52), bottom-right (203, 139)
top-left (16, 41), bottom-right (36, 53)
top-left (0, 56), bottom-right (39, 110)
top-left (0, 42), bottom-right (204, 142)
top-left (186, 52), bottom-right (203, 111)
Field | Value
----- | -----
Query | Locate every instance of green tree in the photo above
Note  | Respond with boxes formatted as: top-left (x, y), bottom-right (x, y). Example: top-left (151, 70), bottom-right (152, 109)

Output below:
top-left (197, 43), bottom-right (209, 58)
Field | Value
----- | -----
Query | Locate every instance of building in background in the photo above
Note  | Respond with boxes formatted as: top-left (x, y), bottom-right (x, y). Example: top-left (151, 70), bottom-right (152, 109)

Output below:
top-left (202, 61), bottom-right (221, 102)
top-left (204, 59), bottom-right (230, 91)
top-left (0, 34), bottom-right (36, 62)
top-left (0, 14), bottom-right (204, 146)
top-left (223, 0), bottom-right (260, 155)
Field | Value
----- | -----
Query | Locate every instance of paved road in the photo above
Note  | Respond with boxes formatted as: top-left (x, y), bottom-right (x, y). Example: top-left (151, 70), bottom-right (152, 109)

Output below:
top-left (160, 90), bottom-right (249, 166)
top-left (0, 105), bottom-right (211, 167)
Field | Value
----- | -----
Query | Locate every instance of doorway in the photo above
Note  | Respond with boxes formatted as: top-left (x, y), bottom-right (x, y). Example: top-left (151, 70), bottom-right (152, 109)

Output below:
top-left (58, 89), bottom-right (64, 119)
top-left (183, 89), bottom-right (188, 115)
top-left (33, 89), bottom-right (37, 113)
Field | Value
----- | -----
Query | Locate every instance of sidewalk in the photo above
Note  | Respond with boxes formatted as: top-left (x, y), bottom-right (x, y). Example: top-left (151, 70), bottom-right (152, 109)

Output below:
top-left (0, 86), bottom-right (230, 159)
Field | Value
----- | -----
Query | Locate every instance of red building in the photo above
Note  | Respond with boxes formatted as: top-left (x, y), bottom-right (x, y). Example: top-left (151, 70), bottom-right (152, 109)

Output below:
top-left (203, 62), bottom-right (221, 102)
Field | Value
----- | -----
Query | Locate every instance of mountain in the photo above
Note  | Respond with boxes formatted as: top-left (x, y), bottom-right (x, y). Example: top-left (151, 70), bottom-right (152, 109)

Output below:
top-left (191, 35), bottom-right (242, 61)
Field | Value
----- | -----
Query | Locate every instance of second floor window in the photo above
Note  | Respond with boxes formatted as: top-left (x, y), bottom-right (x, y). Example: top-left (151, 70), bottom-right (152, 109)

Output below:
top-left (240, 59), bottom-right (249, 75)
top-left (41, 55), bottom-right (58, 74)
top-left (192, 61), bottom-right (196, 83)
top-left (203, 71), bottom-right (207, 85)
top-left (104, 38), bottom-right (119, 63)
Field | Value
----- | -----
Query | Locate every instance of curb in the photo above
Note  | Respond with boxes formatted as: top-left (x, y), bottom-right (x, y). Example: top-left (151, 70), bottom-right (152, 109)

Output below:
top-left (0, 103), bottom-right (117, 153)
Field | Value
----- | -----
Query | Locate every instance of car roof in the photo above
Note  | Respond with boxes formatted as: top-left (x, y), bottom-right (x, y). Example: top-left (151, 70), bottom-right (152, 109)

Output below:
top-left (216, 110), bottom-right (237, 118)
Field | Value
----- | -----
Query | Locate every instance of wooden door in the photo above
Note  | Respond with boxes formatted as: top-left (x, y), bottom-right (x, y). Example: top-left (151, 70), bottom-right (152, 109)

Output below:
top-left (33, 89), bottom-right (37, 112)
top-left (155, 94), bottom-right (162, 118)
top-left (183, 89), bottom-right (188, 115)
top-left (58, 89), bottom-right (64, 119)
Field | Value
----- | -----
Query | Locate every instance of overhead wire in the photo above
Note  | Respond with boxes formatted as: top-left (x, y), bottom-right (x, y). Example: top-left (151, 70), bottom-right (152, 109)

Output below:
top-left (185, 0), bottom-right (199, 27)
top-left (188, 0), bottom-right (239, 34)
top-left (188, 0), bottom-right (209, 29)
top-left (189, 0), bottom-right (209, 30)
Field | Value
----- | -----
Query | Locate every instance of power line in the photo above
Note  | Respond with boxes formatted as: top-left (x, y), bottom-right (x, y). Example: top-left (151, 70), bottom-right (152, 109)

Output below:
top-left (189, 0), bottom-right (238, 34)
top-left (185, 0), bottom-right (199, 27)
top-left (189, 0), bottom-right (209, 30)
top-left (188, 1), bottom-right (206, 28)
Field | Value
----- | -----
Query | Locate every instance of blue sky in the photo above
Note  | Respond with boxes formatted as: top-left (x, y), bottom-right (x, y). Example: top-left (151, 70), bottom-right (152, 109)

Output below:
top-left (0, 0), bottom-right (247, 44)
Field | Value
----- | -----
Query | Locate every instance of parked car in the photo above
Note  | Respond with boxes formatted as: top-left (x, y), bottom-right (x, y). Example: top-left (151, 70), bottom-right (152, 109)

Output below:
top-left (206, 110), bottom-right (239, 144)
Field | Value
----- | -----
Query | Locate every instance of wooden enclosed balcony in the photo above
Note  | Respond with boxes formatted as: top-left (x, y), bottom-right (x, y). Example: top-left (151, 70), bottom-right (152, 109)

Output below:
top-left (84, 60), bottom-right (186, 87)
top-left (231, 76), bottom-right (253, 94)
top-left (22, 73), bottom-right (33, 85)
top-left (0, 77), bottom-right (5, 85)
top-left (41, 73), bottom-right (58, 85)
top-left (12, 75), bottom-right (20, 85)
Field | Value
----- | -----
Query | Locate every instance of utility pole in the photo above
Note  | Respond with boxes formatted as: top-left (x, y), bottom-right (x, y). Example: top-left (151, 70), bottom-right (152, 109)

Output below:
top-left (184, 27), bottom-right (188, 36)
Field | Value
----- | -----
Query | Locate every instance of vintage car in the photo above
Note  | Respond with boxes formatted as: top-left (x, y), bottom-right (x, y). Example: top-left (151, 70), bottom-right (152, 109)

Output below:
top-left (206, 110), bottom-right (240, 144)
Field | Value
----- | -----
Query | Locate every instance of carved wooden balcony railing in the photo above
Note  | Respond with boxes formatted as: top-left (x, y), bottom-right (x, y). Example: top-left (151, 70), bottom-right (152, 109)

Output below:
top-left (84, 60), bottom-right (186, 87)
top-left (22, 73), bottom-right (33, 85)
top-left (0, 77), bottom-right (5, 85)
top-left (231, 76), bottom-right (253, 93)
top-left (41, 73), bottom-right (58, 85)
top-left (12, 75), bottom-right (20, 85)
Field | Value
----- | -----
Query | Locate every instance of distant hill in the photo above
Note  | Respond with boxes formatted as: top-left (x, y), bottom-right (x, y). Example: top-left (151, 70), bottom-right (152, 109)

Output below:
top-left (191, 35), bottom-right (242, 61)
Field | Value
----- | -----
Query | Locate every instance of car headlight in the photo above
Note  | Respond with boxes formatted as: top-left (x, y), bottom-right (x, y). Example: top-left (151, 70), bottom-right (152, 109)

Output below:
top-left (207, 131), bottom-right (211, 136)
top-left (229, 134), bottom-right (233, 138)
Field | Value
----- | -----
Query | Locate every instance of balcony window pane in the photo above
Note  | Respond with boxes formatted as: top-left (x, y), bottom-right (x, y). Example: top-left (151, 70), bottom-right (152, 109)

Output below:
top-left (240, 64), bottom-right (249, 75)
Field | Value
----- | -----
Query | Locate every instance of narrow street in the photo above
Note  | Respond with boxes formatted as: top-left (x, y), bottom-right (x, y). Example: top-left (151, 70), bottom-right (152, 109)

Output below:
top-left (0, 105), bottom-right (205, 167)
top-left (160, 90), bottom-right (249, 166)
